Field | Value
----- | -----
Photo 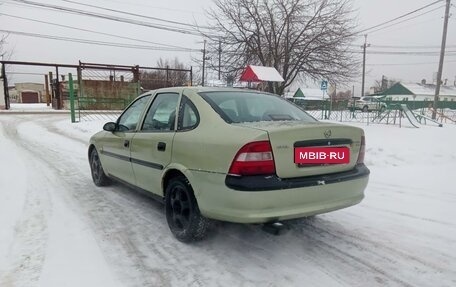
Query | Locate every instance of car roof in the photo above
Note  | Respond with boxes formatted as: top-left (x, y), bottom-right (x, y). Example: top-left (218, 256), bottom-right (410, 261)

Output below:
top-left (144, 86), bottom-right (273, 95)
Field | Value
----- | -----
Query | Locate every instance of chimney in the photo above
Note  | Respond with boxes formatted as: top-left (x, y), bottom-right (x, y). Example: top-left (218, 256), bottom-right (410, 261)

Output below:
top-left (444, 78), bottom-right (448, 86)
top-left (421, 79), bottom-right (426, 85)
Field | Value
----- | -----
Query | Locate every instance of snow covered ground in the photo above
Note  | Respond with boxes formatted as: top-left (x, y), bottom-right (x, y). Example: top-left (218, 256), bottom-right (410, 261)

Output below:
top-left (0, 111), bottom-right (455, 287)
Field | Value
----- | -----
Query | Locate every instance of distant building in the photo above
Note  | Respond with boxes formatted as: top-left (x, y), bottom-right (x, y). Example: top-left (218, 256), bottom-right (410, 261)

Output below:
top-left (379, 82), bottom-right (456, 102)
top-left (13, 82), bottom-right (46, 103)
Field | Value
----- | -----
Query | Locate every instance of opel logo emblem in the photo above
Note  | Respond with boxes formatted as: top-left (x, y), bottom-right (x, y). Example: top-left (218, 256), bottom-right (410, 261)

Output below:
top-left (324, 130), bottom-right (332, 138)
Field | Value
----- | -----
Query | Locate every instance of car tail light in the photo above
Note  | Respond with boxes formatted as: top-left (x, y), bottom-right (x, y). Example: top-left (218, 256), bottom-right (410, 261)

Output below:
top-left (228, 141), bottom-right (276, 176)
top-left (357, 135), bottom-right (366, 164)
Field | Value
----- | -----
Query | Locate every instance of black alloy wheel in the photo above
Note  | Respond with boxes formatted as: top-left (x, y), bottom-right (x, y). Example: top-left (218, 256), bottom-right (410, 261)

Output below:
top-left (165, 176), bottom-right (210, 242)
top-left (90, 148), bottom-right (111, 186)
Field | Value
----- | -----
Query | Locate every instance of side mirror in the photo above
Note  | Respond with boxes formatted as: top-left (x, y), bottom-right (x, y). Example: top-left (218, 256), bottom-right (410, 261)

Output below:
top-left (103, 122), bottom-right (117, 132)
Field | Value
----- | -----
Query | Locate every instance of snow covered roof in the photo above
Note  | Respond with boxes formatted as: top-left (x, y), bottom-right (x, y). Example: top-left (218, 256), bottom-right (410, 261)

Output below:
top-left (401, 83), bottom-right (456, 97)
top-left (239, 65), bottom-right (284, 82)
top-left (286, 88), bottom-right (329, 100)
top-left (302, 88), bottom-right (330, 100)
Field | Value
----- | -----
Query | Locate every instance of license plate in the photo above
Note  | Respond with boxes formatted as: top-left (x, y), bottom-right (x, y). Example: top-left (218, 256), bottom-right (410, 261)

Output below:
top-left (294, 147), bottom-right (350, 164)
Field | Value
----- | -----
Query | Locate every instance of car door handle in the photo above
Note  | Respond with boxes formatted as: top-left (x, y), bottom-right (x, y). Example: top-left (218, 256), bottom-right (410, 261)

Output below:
top-left (124, 140), bottom-right (130, 148)
top-left (157, 142), bottom-right (166, 151)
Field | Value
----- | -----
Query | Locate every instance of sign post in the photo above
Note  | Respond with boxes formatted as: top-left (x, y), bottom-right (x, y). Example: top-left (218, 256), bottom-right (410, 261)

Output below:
top-left (69, 73), bottom-right (76, 123)
top-left (321, 80), bottom-right (328, 119)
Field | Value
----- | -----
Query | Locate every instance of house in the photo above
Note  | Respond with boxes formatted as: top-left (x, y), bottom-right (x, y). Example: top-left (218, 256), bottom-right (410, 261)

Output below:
top-left (379, 82), bottom-right (456, 102)
top-left (14, 82), bottom-right (46, 103)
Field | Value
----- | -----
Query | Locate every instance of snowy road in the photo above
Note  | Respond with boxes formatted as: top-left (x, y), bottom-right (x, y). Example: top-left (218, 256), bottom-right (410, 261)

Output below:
top-left (1, 114), bottom-right (455, 287)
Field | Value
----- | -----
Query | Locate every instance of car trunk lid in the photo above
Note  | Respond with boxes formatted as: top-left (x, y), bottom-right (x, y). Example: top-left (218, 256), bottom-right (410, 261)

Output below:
top-left (234, 121), bottom-right (364, 179)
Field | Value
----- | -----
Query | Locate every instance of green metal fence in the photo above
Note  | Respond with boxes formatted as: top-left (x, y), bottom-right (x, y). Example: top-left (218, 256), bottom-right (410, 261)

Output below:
top-left (292, 97), bottom-right (456, 126)
top-left (75, 97), bottom-right (131, 122)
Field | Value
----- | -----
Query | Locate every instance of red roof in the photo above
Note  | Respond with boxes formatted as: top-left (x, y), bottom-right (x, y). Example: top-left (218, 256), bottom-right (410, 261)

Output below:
top-left (239, 65), bottom-right (284, 82)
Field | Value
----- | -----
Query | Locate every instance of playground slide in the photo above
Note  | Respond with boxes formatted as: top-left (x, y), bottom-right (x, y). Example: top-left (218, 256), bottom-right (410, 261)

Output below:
top-left (400, 104), bottom-right (420, 128)
top-left (412, 112), bottom-right (443, 127)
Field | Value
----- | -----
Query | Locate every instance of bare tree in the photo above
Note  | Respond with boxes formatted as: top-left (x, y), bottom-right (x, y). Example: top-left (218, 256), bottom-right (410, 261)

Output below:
top-left (1, 34), bottom-right (14, 81)
top-left (371, 75), bottom-right (398, 93)
top-left (140, 58), bottom-right (190, 90)
top-left (205, 0), bottom-right (359, 95)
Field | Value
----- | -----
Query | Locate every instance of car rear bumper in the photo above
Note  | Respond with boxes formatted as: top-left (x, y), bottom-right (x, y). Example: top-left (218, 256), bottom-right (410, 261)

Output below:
top-left (226, 164), bottom-right (369, 191)
top-left (191, 164), bottom-right (369, 223)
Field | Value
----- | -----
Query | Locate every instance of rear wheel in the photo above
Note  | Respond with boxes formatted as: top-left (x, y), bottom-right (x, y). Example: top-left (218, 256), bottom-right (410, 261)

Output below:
top-left (90, 148), bottom-right (111, 186)
top-left (362, 105), bottom-right (369, 112)
top-left (165, 176), bottom-right (210, 242)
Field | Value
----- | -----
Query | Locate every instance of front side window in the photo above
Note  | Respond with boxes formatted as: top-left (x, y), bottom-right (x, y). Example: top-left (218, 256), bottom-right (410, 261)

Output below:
top-left (142, 93), bottom-right (179, 131)
top-left (199, 91), bottom-right (317, 123)
top-left (117, 95), bottom-right (151, 131)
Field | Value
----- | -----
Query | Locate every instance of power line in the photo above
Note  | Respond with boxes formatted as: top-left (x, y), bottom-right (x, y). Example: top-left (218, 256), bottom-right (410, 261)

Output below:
top-left (367, 4), bottom-right (445, 35)
top-left (8, 0), bottom-right (213, 37)
top-left (0, 13), bottom-right (195, 50)
top-left (353, 50), bottom-right (456, 55)
top-left (367, 59), bottom-right (456, 66)
top-left (60, 0), bottom-right (211, 30)
top-left (355, 0), bottom-right (444, 35)
top-left (0, 29), bottom-right (200, 52)
top-left (88, 0), bottom-right (204, 15)
top-left (369, 44), bottom-right (456, 49)
top-left (350, 43), bottom-right (456, 49)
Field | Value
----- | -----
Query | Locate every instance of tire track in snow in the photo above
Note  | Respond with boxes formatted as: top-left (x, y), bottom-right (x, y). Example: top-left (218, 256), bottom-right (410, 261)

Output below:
top-left (4, 117), bottom-right (170, 287)
top-left (287, 218), bottom-right (454, 287)
top-left (0, 120), bottom-right (52, 287)
top-left (10, 117), bottom-right (259, 286)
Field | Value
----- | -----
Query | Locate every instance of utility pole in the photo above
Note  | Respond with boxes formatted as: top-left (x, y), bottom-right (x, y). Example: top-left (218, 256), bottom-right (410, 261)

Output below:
top-left (361, 34), bottom-right (370, 98)
top-left (432, 0), bottom-right (451, 119)
top-left (202, 39), bottom-right (207, 86)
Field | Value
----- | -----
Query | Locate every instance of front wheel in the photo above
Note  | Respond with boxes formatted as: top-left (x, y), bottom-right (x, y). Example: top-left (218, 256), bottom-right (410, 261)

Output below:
top-left (362, 105), bottom-right (369, 112)
top-left (165, 176), bottom-right (211, 242)
top-left (90, 148), bottom-right (111, 186)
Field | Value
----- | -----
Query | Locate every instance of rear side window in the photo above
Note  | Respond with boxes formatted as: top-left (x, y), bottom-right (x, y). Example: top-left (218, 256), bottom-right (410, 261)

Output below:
top-left (199, 91), bottom-right (316, 123)
top-left (178, 96), bottom-right (199, 131)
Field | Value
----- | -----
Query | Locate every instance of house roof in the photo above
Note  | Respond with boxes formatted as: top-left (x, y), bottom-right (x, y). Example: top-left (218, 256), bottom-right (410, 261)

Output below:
top-left (288, 87), bottom-right (329, 99)
top-left (382, 82), bottom-right (456, 97)
top-left (239, 65), bottom-right (284, 82)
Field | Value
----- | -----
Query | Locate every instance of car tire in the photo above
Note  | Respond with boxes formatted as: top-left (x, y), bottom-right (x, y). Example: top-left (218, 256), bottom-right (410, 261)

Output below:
top-left (165, 176), bottom-right (211, 242)
top-left (362, 105), bottom-right (369, 112)
top-left (90, 148), bottom-right (111, 186)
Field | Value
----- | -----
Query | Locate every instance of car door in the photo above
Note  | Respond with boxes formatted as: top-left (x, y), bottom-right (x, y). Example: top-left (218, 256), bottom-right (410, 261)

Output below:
top-left (99, 94), bottom-right (151, 184)
top-left (130, 92), bottom-right (180, 195)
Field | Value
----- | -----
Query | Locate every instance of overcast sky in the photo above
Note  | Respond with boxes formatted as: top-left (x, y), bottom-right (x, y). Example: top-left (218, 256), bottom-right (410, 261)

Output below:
top-left (1, 0), bottom-right (455, 95)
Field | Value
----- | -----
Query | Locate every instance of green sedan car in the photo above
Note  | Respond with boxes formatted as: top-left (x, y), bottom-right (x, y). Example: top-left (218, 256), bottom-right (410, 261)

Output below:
top-left (88, 87), bottom-right (369, 242)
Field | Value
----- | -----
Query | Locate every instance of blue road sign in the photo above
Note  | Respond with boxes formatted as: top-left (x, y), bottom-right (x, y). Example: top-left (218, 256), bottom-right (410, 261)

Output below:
top-left (320, 80), bottom-right (328, 91)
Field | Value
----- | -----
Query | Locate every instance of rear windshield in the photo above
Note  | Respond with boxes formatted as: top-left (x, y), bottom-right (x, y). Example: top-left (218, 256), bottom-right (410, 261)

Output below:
top-left (199, 91), bottom-right (317, 123)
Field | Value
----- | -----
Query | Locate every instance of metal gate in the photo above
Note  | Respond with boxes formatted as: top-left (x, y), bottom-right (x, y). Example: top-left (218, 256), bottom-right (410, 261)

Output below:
top-left (76, 62), bottom-right (140, 122)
